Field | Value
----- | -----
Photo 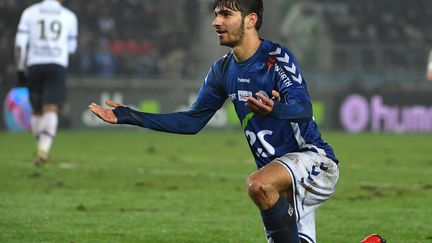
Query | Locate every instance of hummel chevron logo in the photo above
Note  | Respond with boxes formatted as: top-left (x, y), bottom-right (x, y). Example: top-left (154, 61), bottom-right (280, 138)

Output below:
top-left (270, 47), bottom-right (303, 84)
top-left (292, 73), bottom-right (303, 84)
top-left (284, 63), bottom-right (296, 74)
top-left (269, 47), bottom-right (281, 55)
top-left (284, 62), bottom-right (303, 84)
top-left (276, 53), bottom-right (290, 63)
top-left (319, 162), bottom-right (329, 171)
top-left (307, 165), bottom-right (320, 182)
top-left (311, 165), bottom-right (320, 176)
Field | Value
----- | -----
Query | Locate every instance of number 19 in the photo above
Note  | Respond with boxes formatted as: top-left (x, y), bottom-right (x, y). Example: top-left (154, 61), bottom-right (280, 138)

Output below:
top-left (38, 19), bottom-right (62, 41)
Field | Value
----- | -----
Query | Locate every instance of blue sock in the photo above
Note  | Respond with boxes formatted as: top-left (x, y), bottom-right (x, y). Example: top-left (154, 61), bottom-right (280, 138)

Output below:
top-left (260, 196), bottom-right (299, 243)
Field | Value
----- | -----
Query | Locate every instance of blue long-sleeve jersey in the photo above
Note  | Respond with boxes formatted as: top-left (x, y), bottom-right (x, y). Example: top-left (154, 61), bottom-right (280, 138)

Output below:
top-left (114, 39), bottom-right (338, 168)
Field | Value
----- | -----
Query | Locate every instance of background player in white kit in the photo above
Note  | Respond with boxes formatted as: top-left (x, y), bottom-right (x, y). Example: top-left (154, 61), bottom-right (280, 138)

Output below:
top-left (15, 0), bottom-right (78, 165)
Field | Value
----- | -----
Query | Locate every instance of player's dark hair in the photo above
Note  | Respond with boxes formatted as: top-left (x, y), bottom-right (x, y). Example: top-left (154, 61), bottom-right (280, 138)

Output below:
top-left (213, 0), bottom-right (263, 30)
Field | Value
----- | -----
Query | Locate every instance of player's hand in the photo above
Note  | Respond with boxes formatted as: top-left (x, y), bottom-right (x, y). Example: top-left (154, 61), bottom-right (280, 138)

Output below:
top-left (245, 90), bottom-right (280, 116)
top-left (88, 100), bottom-right (124, 124)
top-left (427, 66), bottom-right (432, 82)
top-left (16, 71), bottom-right (28, 87)
top-left (271, 90), bottom-right (281, 102)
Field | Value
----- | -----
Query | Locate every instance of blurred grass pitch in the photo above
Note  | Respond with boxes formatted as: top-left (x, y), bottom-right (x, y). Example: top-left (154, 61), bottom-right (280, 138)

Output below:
top-left (0, 130), bottom-right (431, 242)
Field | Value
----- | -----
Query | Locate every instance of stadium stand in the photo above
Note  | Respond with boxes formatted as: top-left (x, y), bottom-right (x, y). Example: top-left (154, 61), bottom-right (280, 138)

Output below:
top-left (0, 0), bottom-right (198, 81)
top-left (0, 0), bottom-right (431, 84)
top-left (313, 0), bottom-right (432, 84)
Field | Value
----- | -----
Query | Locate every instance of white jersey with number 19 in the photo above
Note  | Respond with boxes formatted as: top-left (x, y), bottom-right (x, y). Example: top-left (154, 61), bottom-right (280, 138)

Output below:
top-left (15, 0), bottom-right (78, 70)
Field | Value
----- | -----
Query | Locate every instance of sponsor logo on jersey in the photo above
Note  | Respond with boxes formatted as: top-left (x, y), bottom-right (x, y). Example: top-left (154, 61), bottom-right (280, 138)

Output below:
top-left (237, 77), bottom-right (250, 83)
top-left (267, 56), bottom-right (276, 68)
top-left (228, 93), bottom-right (237, 101)
top-left (33, 45), bottom-right (62, 57)
top-left (40, 9), bottom-right (61, 15)
top-left (270, 47), bottom-right (303, 86)
top-left (238, 90), bottom-right (252, 102)
top-left (275, 63), bottom-right (293, 87)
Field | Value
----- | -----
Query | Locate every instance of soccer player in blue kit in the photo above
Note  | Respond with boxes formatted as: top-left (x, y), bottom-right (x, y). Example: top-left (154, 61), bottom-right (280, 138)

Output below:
top-left (89, 0), bottom-right (339, 242)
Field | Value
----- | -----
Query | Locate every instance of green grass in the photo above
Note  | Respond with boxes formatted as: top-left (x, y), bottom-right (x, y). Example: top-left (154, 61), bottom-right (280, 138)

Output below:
top-left (0, 130), bottom-right (431, 242)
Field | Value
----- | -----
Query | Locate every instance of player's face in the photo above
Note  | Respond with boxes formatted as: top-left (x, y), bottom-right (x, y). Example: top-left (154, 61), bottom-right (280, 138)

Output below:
top-left (212, 7), bottom-right (245, 48)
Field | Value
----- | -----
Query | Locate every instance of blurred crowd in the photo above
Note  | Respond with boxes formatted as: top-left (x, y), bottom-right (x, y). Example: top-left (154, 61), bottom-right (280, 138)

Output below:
top-left (0, 0), bottom-right (200, 82)
top-left (321, 0), bottom-right (432, 76)
top-left (323, 0), bottom-right (432, 43)
top-left (1, 0), bottom-right (432, 83)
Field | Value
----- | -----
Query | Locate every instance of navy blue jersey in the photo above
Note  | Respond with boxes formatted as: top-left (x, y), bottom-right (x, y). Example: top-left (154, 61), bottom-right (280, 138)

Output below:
top-left (114, 39), bottom-right (338, 168)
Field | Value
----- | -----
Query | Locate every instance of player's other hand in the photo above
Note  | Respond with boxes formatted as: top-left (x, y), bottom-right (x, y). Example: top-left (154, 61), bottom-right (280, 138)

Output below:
top-left (427, 68), bottom-right (432, 82)
top-left (271, 90), bottom-right (281, 102)
top-left (16, 71), bottom-right (28, 87)
top-left (245, 90), bottom-right (280, 116)
top-left (88, 100), bottom-right (124, 124)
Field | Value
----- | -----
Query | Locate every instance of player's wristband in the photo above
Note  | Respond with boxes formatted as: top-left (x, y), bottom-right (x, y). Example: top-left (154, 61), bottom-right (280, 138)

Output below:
top-left (113, 106), bottom-right (135, 125)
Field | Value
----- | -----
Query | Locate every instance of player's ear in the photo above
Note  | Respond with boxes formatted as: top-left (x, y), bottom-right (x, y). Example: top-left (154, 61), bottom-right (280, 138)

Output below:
top-left (245, 13), bottom-right (258, 29)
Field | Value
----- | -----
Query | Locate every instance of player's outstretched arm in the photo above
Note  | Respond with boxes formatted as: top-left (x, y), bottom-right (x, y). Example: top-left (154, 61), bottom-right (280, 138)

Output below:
top-left (88, 100), bottom-right (124, 124)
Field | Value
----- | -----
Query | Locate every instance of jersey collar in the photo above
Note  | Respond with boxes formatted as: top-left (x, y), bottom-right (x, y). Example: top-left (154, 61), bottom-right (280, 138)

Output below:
top-left (234, 38), bottom-right (265, 69)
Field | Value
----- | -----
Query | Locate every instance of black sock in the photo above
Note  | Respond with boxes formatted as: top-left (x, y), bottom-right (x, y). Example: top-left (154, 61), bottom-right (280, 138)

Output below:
top-left (260, 196), bottom-right (299, 243)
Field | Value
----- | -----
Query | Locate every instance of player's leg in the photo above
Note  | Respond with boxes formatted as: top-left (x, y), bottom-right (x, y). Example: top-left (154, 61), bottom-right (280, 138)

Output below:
top-left (297, 211), bottom-right (316, 243)
top-left (28, 65), bottom-right (45, 164)
top-left (36, 104), bottom-right (59, 162)
top-left (37, 64), bottom-right (66, 163)
top-left (30, 112), bottom-right (43, 141)
top-left (28, 65), bottom-right (43, 141)
top-left (274, 151), bottom-right (339, 243)
top-left (247, 161), bottom-right (299, 243)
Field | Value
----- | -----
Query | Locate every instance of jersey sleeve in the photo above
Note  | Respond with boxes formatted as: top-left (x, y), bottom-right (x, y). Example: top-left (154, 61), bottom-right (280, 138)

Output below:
top-left (112, 65), bottom-right (227, 134)
top-left (15, 9), bottom-right (30, 71)
top-left (113, 105), bottom-right (216, 135)
top-left (192, 64), bottom-right (228, 110)
top-left (68, 12), bottom-right (78, 54)
top-left (270, 48), bottom-right (312, 122)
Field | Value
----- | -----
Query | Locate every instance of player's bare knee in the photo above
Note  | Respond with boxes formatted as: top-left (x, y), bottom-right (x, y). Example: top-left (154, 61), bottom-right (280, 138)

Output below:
top-left (246, 174), bottom-right (272, 202)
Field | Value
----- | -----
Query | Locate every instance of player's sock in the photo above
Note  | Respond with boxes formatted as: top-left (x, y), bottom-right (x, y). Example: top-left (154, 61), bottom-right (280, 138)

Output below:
top-left (30, 115), bottom-right (43, 141)
top-left (261, 196), bottom-right (299, 243)
top-left (38, 111), bottom-right (58, 156)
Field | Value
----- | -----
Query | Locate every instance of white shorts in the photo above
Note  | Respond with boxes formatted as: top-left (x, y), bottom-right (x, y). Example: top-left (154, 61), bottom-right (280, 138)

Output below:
top-left (274, 151), bottom-right (339, 243)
